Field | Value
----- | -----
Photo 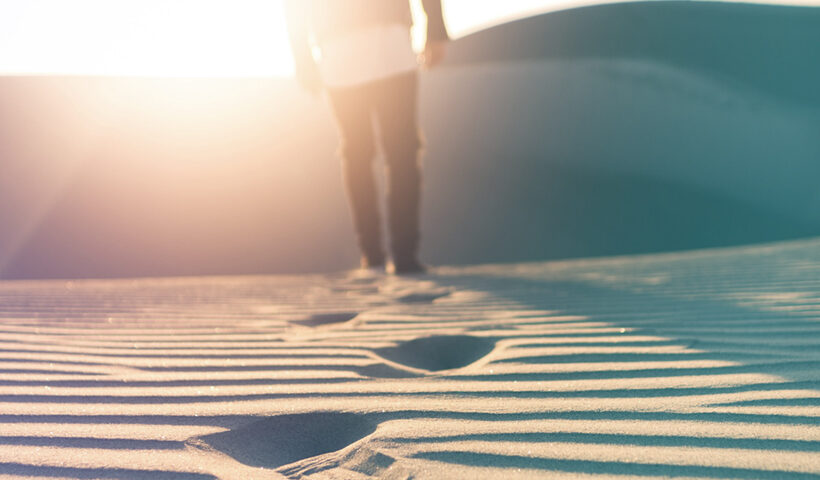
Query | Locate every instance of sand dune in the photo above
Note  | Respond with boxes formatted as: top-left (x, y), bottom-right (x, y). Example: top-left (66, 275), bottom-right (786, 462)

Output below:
top-left (3, 1), bottom-right (820, 278)
top-left (0, 237), bottom-right (818, 478)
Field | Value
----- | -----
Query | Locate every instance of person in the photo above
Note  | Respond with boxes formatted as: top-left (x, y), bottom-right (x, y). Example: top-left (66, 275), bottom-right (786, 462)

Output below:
top-left (285, 0), bottom-right (449, 274)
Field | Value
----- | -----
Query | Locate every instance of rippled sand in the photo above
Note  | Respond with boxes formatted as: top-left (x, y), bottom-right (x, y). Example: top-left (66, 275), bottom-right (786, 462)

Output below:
top-left (0, 238), bottom-right (818, 479)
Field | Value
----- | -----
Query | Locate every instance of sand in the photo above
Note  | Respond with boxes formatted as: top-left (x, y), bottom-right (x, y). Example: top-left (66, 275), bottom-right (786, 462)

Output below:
top-left (0, 237), bottom-right (818, 479)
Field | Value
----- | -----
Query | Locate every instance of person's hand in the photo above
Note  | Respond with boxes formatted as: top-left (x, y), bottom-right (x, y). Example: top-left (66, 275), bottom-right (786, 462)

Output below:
top-left (295, 62), bottom-right (323, 96)
top-left (420, 40), bottom-right (447, 69)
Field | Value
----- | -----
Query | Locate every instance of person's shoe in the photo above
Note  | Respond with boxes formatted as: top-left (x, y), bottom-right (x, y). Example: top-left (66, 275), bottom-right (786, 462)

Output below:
top-left (388, 257), bottom-right (427, 275)
top-left (348, 254), bottom-right (386, 281)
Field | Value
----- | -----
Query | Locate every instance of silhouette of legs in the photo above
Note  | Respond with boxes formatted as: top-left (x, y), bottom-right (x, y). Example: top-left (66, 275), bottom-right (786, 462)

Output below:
top-left (327, 72), bottom-right (423, 272)
top-left (327, 85), bottom-right (385, 268)
top-left (373, 73), bottom-right (424, 272)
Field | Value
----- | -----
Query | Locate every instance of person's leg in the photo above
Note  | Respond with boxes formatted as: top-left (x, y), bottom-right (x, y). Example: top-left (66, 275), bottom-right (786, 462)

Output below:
top-left (372, 72), bottom-right (424, 273)
top-left (326, 85), bottom-right (385, 268)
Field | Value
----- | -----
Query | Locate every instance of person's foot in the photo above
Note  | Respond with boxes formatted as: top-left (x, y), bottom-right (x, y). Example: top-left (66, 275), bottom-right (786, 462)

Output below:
top-left (348, 254), bottom-right (386, 280)
top-left (349, 265), bottom-right (384, 281)
top-left (360, 253), bottom-right (386, 270)
top-left (388, 257), bottom-right (427, 275)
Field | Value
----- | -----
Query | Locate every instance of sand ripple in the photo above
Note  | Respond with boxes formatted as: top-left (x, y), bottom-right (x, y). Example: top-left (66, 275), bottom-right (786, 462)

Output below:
top-left (0, 239), bottom-right (818, 478)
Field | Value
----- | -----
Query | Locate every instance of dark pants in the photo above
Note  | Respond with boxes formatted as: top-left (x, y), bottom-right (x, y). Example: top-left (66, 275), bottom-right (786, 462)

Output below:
top-left (327, 72), bottom-right (422, 265)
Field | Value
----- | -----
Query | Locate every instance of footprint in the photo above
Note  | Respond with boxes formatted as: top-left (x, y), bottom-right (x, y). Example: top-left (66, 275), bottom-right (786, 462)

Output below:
top-left (347, 276), bottom-right (379, 285)
top-left (375, 335), bottom-right (496, 372)
top-left (189, 412), bottom-right (377, 470)
top-left (396, 290), bottom-right (451, 304)
top-left (293, 312), bottom-right (359, 327)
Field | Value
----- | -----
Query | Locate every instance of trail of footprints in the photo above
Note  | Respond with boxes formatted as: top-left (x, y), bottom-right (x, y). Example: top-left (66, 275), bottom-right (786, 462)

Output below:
top-left (185, 276), bottom-right (492, 475)
top-left (288, 277), bottom-right (492, 374)
top-left (206, 276), bottom-right (488, 476)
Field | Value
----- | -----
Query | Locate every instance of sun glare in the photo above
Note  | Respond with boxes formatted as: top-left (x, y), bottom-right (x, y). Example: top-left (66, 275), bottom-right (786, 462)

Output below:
top-left (0, 0), bottom-right (568, 77)
top-left (0, 0), bottom-right (293, 77)
top-left (6, 0), bottom-right (814, 77)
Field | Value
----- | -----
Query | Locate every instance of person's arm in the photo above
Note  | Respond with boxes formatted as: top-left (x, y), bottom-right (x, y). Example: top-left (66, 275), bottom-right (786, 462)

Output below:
top-left (419, 0), bottom-right (450, 69)
top-left (284, 0), bottom-right (322, 94)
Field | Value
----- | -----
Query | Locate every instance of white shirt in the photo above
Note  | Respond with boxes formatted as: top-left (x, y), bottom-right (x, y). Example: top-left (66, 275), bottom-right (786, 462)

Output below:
top-left (317, 24), bottom-right (418, 88)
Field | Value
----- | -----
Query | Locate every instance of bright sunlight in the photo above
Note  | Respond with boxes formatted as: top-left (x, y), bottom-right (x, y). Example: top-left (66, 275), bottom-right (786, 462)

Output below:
top-left (0, 0), bottom-right (557, 77)
top-left (0, 0), bottom-right (292, 77)
top-left (6, 0), bottom-right (815, 77)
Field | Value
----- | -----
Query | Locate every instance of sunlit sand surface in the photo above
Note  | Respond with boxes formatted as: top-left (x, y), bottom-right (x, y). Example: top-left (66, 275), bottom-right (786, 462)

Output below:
top-left (0, 237), bottom-right (818, 478)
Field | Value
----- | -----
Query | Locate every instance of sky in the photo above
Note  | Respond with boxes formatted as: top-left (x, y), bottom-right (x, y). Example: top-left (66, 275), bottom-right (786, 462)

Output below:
top-left (1, 0), bottom-right (817, 77)
top-left (0, 0), bottom-right (574, 77)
